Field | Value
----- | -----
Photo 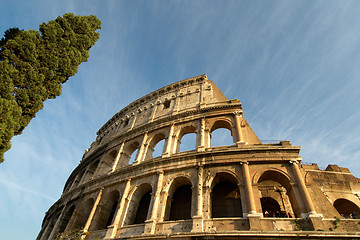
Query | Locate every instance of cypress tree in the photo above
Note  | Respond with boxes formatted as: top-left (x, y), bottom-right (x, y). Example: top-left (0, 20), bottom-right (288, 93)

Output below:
top-left (0, 13), bottom-right (101, 162)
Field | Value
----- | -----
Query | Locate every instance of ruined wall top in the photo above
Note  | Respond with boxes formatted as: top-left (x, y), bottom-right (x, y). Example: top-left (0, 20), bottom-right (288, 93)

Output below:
top-left (95, 74), bottom-right (237, 138)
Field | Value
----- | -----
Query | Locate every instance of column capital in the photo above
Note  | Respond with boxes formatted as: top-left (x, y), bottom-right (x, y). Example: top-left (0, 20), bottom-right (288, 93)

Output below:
top-left (289, 160), bottom-right (299, 165)
top-left (196, 163), bottom-right (204, 169)
top-left (157, 171), bottom-right (164, 175)
top-left (239, 161), bottom-right (249, 165)
top-left (233, 110), bottom-right (243, 117)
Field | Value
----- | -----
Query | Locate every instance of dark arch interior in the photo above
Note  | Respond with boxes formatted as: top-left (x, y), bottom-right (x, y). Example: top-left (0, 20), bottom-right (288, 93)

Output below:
top-left (106, 199), bottom-right (119, 227)
top-left (260, 197), bottom-right (281, 215)
top-left (334, 198), bottom-right (360, 218)
top-left (133, 190), bottom-right (151, 224)
top-left (58, 205), bottom-right (75, 233)
top-left (169, 185), bottom-right (192, 220)
top-left (212, 181), bottom-right (242, 218)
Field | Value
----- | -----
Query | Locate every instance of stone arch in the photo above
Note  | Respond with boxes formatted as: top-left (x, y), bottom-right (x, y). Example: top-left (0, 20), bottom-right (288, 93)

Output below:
top-left (82, 159), bottom-right (100, 183)
top-left (175, 124), bottom-right (197, 153)
top-left (92, 190), bottom-right (121, 230)
top-left (252, 168), bottom-right (294, 186)
top-left (144, 132), bottom-right (166, 160)
top-left (163, 176), bottom-right (193, 221)
top-left (70, 198), bottom-right (95, 230)
top-left (208, 170), bottom-right (242, 189)
top-left (124, 183), bottom-right (152, 225)
top-left (256, 169), bottom-right (299, 218)
top-left (58, 205), bottom-right (75, 233)
top-left (121, 141), bottom-right (140, 165)
top-left (39, 210), bottom-right (61, 240)
top-left (97, 149), bottom-right (118, 174)
top-left (210, 172), bottom-right (243, 218)
top-left (71, 169), bottom-right (86, 189)
top-left (333, 198), bottom-right (360, 218)
top-left (209, 118), bottom-right (235, 147)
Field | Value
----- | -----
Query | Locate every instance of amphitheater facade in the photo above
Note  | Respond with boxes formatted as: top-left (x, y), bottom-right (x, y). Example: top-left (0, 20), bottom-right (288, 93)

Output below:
top-left (38, 75), bottom-right (360, 239)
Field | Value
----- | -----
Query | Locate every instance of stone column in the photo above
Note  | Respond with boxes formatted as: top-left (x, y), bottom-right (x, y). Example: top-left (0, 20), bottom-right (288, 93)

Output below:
top-left (197, 118), bottom-right (206, 152)
top-left (81, 188), bottom-right (103, 239)
top-left (144, 171), bottom-right (164, 234)
top-left (192, 164), bottom-right (204, 232)
top-left (163, 124), bottom-right (174, 157)
top-left (111, 142), bottom-right (125, 172)
top-left (129, 115), bottom-right (137, 130)
top-left (135, 132), bottom-right (148, 164)
top-left (240, 161), bottom-right (256, 214)
top-left (45, 207), bottom-right (66, 240)
top-left (107, 179), bottom-right (131, 239)
top-left (150, 100), bottom-right (160, 122)
top-left (290, 160), bottom-right (317, 216)
top-left (240, 161), bottom-right (262, 230)
top-left (233, 111), bottom-right (246, 147)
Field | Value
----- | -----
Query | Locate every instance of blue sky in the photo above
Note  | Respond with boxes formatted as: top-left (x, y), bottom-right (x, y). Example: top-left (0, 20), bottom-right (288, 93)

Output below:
top-left (1, 1), bottom-right (360, 239)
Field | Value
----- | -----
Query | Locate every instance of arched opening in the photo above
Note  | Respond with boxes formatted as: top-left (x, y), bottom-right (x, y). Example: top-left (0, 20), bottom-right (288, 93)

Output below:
top-left (177, 126), bottom-right (197, 153)
top-left (133, 191), bottom-right (152, 224)
top-left (71, 169), bottom-right (85, 189)
top-left (106, 195), bottom-right (120, 227)
top-left (179, 133), bottom-right (196, 152)
top-left (40, 211), bottom-right (61, 240)
top-left (83, 160), bottom-right (100, 183)
top-left (58, 205), bottom-right (75, 233)
top-left (261, 197), bottom-right (283, 217)
top-left (98, 150), bottom-right (117, 174)
top-left (145, 133), bottom-right (166, 160)
top-left (257, 170), bottom-right (298, 218)
top-left (334, 198), bottom-right (360, 219)
top-left (169, 185), bottom-right (192, 220)
top-left (164, 177), bottom-right (193, 221)
top-left (152, 139), bottom-right (165, 158)
top-left (210, 120), bottom-right (234, 147)
top-left (211, 173), bottom-right (242, 218)
top-left (210, 128), bottom-right (233, 147)
top-left (92, 191), bottom-right (120, 230)
top-left (71, 198), bottom-right (94, 230)
top-left (129, 149), bottom-right (138, 165)
top-left (124, 184), bottom-right (152, 225)
top-left (123, 141), bottom-right (140, 165)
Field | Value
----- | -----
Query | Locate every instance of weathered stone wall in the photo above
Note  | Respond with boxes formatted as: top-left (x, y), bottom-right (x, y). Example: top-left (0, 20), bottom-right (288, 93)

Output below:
top-left (37, 75), bottom-right (360, 240)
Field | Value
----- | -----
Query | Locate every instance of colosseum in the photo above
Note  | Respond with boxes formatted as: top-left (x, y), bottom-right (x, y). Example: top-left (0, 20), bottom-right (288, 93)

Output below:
top-left (38, 75), bottom-right (360, 239)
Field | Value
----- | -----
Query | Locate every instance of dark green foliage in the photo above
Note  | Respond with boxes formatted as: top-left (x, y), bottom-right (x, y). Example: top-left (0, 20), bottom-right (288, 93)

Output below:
top-left (0, 13), bottom-right (101, 162)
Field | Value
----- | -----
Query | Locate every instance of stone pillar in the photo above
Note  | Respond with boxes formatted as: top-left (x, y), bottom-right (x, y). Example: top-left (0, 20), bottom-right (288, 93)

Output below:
top-left (290, 160), bottom-right (323, 230)
top-left (197, 118), bottom-right (206, 152)
top-left (46, 207), bottom-right (66, 240)
top-left (240, 161), bottom-right (261, 230)
top-left (290, 160), bottom-right (317, 216)
top-left (163, 124), bottom-right (174, 157)
top-left (192, 164), bottom-right (204, 232)
top-left (233, 111), bottom-right (246, 147)
top-left (129, 115), bottom-right (137, 130)
top-left (150, 100), bottom-right (160, 122)
top-left (158, 191), bottom-right (169, 222)
top-left (144, 171), bottom-right (164, 234)
top-left (111, 142), bottom-right (125, 172)
top-left (136, 132), bottom-right (148, 164)
top-left (240, 161), bottom-right (256, 214)
top-left (81, 188), bottom-right (103, 239)
top-left (107, 179), bottom-right (131, 239)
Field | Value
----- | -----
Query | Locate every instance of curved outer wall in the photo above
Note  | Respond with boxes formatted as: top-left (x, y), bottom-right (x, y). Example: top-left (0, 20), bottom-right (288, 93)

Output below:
top-left (38, 75), bottom-right (360, 240)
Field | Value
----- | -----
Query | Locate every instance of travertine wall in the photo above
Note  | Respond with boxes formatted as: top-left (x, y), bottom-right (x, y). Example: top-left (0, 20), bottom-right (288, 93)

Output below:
top-left (37, 75), bottom-right (360, 240)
